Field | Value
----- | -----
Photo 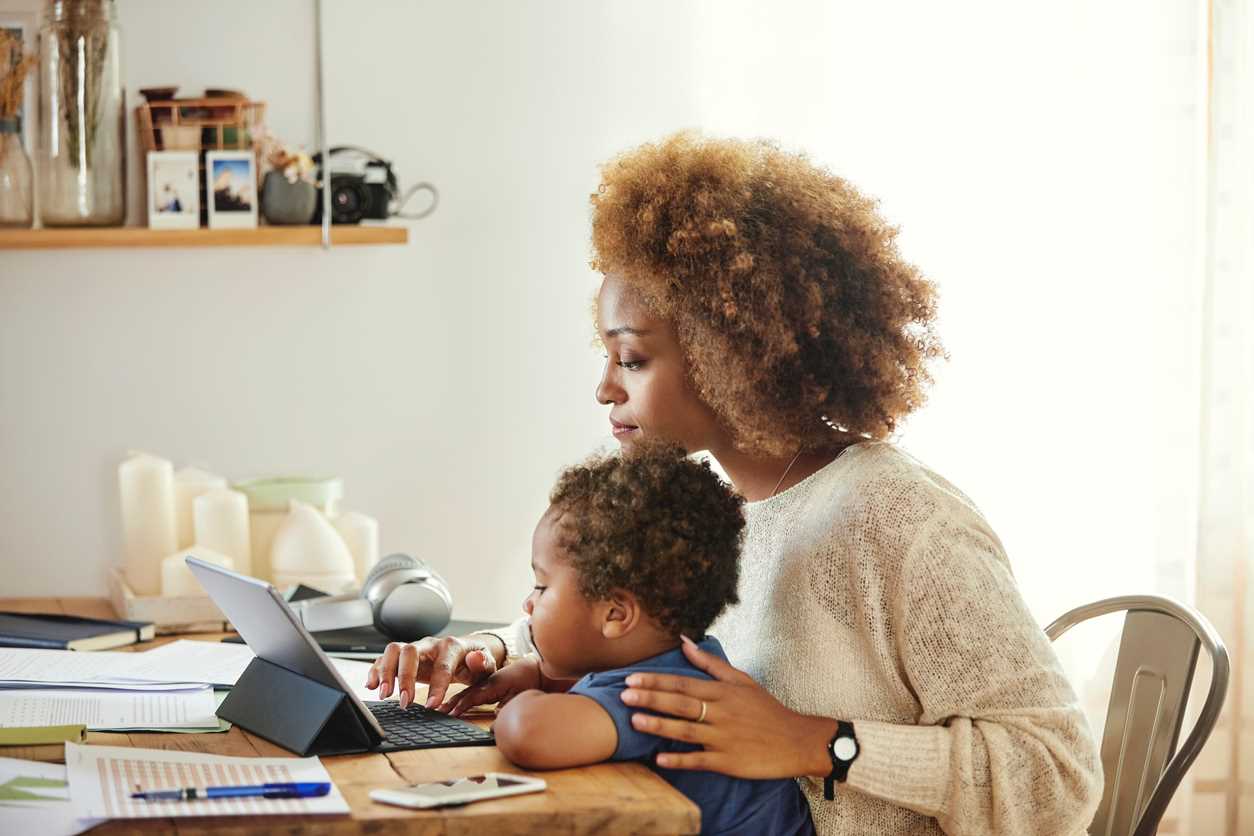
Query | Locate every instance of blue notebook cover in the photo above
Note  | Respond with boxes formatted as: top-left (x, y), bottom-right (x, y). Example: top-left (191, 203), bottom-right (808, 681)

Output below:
top-left (0, 612), bottom-right (153, 651)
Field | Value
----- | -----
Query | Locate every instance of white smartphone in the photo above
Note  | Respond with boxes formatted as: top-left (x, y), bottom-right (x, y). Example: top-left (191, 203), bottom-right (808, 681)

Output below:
top-left (369, 772), bottom-right (548, 809)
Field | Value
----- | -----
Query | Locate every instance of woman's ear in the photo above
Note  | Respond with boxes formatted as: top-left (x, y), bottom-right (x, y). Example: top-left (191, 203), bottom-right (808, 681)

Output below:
top-left (600, 588), bottom-right (641, 640)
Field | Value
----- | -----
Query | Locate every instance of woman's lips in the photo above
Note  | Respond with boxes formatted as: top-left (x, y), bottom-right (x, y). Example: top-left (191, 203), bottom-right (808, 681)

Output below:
top-left (610, 419), bottom-right (638, 436)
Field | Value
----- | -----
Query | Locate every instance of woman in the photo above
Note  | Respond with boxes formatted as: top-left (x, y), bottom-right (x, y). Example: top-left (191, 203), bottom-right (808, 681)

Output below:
top-left (367, 132), bottom-right (1102, 835)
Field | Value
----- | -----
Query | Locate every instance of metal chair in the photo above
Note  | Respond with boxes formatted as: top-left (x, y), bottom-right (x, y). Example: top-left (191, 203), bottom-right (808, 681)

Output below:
top-left (1045, 595), bottom-right (1229, 836)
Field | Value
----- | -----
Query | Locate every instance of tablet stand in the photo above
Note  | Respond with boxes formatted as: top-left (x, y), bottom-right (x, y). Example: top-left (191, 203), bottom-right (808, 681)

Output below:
top-left (217, 657), bottom-right (377, 756)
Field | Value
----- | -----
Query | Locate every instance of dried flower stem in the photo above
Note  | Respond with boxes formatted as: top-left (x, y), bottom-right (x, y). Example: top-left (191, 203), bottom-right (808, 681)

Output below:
top-left (0, 29), bottom-right (36, 119)
top-left (0, 30), bottom-right (36, 173)
top-left (51, 3), bottom-right (111, 167)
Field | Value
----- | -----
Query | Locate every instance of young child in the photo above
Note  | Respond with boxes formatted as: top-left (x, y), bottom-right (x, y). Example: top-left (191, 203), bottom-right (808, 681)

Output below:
top-left (442, 441), bottom-right (814, 835)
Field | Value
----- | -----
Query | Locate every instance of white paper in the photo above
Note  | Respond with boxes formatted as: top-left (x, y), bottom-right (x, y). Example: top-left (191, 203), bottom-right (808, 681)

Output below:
top-left (120, 640), bottom-right (255, 687)
top-left (0, 757), bottom-right (104, 836)
top-left (1, 643), bottom-right (387, 705)
top-left (120, 640), bottom-right (388, 703)
top-left (331, 657), bottom-right (388, 704)
top-left (0, 649), bottom-right (201, 690)
top-left (0, 687), bottom-right (216, 730)
top-left (65, 742), bottom-right (349, 819)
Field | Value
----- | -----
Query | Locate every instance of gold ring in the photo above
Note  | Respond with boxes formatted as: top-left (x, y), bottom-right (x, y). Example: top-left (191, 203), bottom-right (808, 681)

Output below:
top-left (696, 700), bottom-right (708, 724)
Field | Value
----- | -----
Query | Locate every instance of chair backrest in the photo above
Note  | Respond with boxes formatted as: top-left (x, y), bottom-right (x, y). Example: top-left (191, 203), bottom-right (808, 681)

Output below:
top-left (1045, 595), bottom-right (1229, 836)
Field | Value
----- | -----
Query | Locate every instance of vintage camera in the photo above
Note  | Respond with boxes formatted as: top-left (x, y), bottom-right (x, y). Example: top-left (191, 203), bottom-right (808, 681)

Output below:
top-left (311, 146), bottom-right (398, 225)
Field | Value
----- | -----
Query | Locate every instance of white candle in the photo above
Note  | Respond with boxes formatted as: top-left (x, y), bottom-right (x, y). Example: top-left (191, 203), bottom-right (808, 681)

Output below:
top-left (160, 547), bottom-right (235, 597)
top-left (193, 488), bottom-right (252, 576)
top-left (173, 466), bottom-right (227, 549)
top-left (270, 501), bottom-right (356, 592)
top-left (118, 452), bottom-right (177, 595)
top-left (333, 510), bottom-right (379, 584)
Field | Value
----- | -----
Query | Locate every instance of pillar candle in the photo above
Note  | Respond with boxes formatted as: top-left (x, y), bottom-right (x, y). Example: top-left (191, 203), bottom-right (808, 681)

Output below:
top-left (118, 452), bottom-right (177, 595)
top-left (193, 488), bottom-right (252, 576)
top-left (161, 547), bottom-right (235, 597)
top-left (173, 466), bottom-right (227, 549)
top-left (333, 510), bottom-right (379, 584)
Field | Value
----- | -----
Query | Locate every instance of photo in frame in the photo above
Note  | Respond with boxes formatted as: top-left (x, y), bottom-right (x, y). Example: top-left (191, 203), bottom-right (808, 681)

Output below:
top-left (205, 150), bottom-right (258, 229)
top-left (146, 151), bottom-right (199, 229)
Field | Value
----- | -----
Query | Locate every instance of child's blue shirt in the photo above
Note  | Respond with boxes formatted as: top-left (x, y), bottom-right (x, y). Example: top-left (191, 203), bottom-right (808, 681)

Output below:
top-left (568, 636), bottom-right (815, 836)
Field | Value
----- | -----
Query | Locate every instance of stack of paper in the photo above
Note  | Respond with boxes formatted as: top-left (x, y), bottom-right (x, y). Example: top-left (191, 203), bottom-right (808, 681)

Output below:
top-left (0, 648), bottom-right (226, 732)
top-left (0, 688), bottom-right (219, 731)
top-left (118, 640), bottom-right (386, 702)
top-left (0, 649), bottom-right (202, 690)
top-left (0, 640), bottom-right (383, 736)
top-left (1, 642), bottom-right (381, 697)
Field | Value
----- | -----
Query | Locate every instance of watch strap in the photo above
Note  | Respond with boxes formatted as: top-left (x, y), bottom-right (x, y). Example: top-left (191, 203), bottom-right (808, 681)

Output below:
top-left (824, 720), bottom-right (858, 800)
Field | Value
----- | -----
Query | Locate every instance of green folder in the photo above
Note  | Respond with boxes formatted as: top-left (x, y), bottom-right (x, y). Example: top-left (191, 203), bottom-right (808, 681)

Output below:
top-left (0, 724), bottom-right (86, 746)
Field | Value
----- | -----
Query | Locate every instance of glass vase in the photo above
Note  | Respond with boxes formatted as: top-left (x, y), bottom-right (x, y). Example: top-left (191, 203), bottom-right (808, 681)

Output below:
top-left (37, 0), bottom-right (125, 227)
top-left (0, 120), bottom-right (34, 227)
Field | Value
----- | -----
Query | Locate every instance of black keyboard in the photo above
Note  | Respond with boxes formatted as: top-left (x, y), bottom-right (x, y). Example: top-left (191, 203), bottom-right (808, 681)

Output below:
top-left (367, 700), bottom-right (495, 751)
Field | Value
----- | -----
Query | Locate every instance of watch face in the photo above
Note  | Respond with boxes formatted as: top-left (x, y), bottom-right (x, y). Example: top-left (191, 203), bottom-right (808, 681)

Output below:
top-left (832, 736), bottom-right (858, 761)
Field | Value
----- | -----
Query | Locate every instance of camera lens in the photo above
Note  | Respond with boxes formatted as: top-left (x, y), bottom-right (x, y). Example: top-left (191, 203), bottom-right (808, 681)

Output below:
top-left (329, 175), bottom-right (369, 224)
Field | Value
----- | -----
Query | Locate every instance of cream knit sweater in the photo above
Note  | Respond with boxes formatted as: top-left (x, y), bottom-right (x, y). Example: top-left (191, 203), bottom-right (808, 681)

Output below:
top-left (501, 441), bottom-right (1102, 835)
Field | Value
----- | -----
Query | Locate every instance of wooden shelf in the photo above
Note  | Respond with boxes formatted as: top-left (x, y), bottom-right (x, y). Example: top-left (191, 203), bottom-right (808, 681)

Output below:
top-left (0, 226), bottom-right (408, 250)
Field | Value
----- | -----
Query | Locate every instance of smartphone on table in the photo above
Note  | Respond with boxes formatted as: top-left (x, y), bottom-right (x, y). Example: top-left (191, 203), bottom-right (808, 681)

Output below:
top-left (369, 773), bottom-right (547, 809)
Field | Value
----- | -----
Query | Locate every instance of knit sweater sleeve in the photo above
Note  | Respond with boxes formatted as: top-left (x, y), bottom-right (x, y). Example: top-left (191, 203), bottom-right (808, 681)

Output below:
top-left (843, 510), bottom-right (1103, 835)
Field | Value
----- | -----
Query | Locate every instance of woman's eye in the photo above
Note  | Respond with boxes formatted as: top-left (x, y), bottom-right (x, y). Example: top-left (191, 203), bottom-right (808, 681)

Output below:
top-left (617, 359), bottom-right (644, 371)
top-left (533, 586), bottom-right (547, 594)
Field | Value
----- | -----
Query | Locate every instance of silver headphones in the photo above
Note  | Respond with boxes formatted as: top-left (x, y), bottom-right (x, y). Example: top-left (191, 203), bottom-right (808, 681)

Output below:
top-left (289, 554), bottom-right (453, 641)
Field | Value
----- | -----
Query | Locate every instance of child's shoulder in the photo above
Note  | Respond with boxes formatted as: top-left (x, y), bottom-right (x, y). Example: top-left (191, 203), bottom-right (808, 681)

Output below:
top-left (574, 636), bottom-right (725, 692)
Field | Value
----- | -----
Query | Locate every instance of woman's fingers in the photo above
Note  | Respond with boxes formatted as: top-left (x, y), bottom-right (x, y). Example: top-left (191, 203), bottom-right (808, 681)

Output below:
top-left (654, 750), bottom-right (728, 772)
top-left (679, 635), bottom-right (752, 684)
top-left (620, 687), bottom-right (706, 721)
top-left (630, 712), bottom-right (716, 746)
top-left (364, 646), bottom-right (388, 689)
top-left (465, 649), bottom-right (497, 678)
top-left (423, 638), bottom-right (474, 708)
top-left (395, 643), bottom-right (421, 708)
top-left (368, 642), bottom-right (406, 699)
top-left (623, 670), bottom-right (723, 700)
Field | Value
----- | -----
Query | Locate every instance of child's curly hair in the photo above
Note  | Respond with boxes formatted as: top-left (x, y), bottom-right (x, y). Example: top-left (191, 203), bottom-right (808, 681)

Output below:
top-left (549, 440), bottom-right (744, 639)
top-left (590, 131), bottom-right (945, 457)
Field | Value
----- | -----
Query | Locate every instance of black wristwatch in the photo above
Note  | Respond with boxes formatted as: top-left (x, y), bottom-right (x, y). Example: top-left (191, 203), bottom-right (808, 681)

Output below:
top-left (824, 720), bottom-right (859, 800)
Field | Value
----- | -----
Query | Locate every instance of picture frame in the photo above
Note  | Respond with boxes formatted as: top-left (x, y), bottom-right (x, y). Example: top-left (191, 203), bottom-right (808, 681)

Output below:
top-left (146, 151), bottom-right (200, 230)
top-left (205, 150), bottom-right (258, 229)
top-left (1, 11), bottom-right (38, 153)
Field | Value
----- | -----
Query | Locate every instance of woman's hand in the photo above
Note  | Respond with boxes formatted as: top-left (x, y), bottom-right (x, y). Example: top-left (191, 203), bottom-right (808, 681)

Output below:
top-left (621, 636), bottom-right (838, 779)
top-left (364, 633), bottom-right (505, 709)
top-left (439, 657), bottom-right (543, 716)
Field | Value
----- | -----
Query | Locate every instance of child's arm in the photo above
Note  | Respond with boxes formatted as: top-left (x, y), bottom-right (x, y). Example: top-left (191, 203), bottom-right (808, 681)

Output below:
top-left (493, 690), bottom-right (619, 769)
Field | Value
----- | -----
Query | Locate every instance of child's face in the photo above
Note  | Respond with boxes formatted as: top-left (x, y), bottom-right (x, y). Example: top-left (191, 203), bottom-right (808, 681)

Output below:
top-left (522, 507), bottom-right (607, 680)
top-left (595, 274), bottom-right (725, 454)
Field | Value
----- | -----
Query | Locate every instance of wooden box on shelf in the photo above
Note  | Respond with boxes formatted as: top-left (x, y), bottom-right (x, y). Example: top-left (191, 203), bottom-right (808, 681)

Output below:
top-left (107, 566), bottom-right (229, 635)
top-left (135, 96), bottom-right (266, 225)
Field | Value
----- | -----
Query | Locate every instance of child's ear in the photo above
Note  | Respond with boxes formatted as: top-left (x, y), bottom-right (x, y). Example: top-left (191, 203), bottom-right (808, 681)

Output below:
top-left (600, 588), bottom-right (640, 639)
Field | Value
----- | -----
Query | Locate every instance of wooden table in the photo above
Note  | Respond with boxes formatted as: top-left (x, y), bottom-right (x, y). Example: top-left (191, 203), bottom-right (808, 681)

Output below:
top-left (0, 598), bottom-right (700, 835)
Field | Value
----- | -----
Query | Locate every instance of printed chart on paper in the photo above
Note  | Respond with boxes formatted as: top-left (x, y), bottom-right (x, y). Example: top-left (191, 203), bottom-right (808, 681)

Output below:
top-left (65, 743), bottom-right (348, 819)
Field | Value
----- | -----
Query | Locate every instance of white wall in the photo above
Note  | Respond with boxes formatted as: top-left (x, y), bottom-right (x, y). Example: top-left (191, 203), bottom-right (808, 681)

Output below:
top-left (1, 1), bottom-right (1204, 630)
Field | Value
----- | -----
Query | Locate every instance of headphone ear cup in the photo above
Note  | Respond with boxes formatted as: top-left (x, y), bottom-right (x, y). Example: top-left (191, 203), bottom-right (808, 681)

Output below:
top-left (376, 583), bottom-right (452, 641)
top-left (363, 553), bottom-right (419, 594)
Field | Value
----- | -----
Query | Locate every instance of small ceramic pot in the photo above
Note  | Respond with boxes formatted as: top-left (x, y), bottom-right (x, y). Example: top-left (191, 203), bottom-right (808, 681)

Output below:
top-left (260, 170), bottom-right (316, 225)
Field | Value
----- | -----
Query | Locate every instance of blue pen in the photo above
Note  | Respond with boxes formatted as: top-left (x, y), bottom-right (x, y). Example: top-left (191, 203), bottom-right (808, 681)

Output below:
top-left (130, 782), bottom-right (331, 801)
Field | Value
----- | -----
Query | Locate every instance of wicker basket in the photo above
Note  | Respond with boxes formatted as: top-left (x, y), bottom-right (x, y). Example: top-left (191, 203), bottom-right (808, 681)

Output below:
top-left (136, 97), bottom-right (266, 224)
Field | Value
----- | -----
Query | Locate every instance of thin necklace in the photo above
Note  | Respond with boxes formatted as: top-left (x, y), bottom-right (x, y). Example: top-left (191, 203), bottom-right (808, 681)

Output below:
top-left (769, 449), bottom-right (804, 499)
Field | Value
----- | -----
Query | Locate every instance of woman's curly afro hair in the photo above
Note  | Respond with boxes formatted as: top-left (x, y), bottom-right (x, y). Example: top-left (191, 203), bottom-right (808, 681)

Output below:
top-left (549, 440), bottom-right (744, 639)
top-left (590, 131), bottom-right (945, 457)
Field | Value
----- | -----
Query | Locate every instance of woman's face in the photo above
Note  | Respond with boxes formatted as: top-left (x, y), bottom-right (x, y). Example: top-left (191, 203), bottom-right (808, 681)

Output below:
top-left (594, 275), bottom-right (724, 454)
